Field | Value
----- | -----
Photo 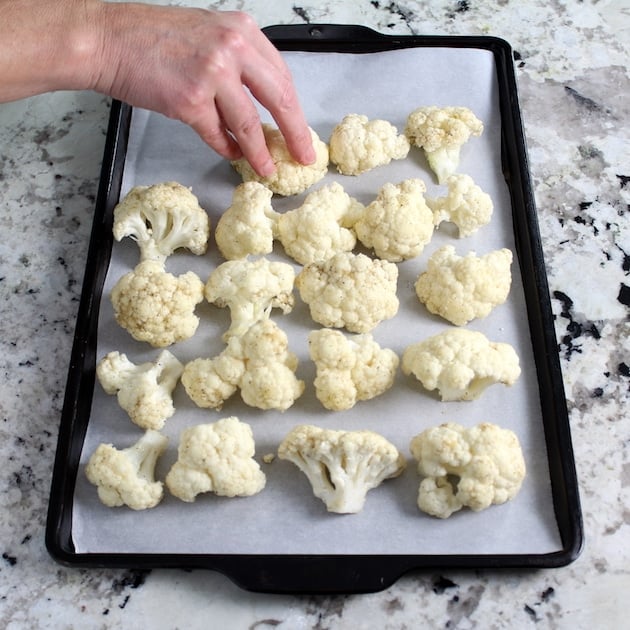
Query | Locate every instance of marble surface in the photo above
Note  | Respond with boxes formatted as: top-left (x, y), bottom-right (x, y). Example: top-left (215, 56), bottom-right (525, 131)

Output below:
top-left (0, 0), bottom-right (628, 627)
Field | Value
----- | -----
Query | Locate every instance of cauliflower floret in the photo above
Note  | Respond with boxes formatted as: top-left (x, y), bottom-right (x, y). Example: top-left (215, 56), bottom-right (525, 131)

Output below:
top-left (113, 181), bottom-right (210, 263)
top-left (165, 417), bottom-right (266, 502)
top-left (205, 257), bottom-right (295, 340)
top-left (308, 329), bottom-right (399, 410)
top-left (402, 328), bottom-right (521, 401)
top-left (85, 429), bottom-right (168, 510)
top-left (405, 106), bottom-right (483, 184)
top-left (296, 252), bottom-right (399, 333)
top-left (409, 422), bottom-right (526, 518)
top-left (214, 182), bottom-right (277, 260)
top-left (96, 350), bottom-right (184, 430)
top-left (428, 174), bottom-right (494, 238)
top-left (274, 182), bottom-right (364, 265)
top-left (278, 424), bottom-right (406, 513)
top-left (231, 124), bottom-right (329, 196)
top-left (328, 113), bottom-right (410, 175)
top-left (414, 245), bottom-right (513, 326)
top-left (353, 178), bottom-right (434, 262)
top-left (182, 319), bottom-right (304, 411)
top-left (111, 259), bottom-right (204, 347)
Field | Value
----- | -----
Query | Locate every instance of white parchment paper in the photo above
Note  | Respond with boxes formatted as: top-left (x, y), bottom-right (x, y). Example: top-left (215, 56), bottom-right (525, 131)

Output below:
top-left (72, 47), bottom-right (562, 556)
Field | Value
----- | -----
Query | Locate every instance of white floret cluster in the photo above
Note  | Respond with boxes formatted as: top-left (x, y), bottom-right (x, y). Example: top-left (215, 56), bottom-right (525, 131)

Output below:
top-left (86, 107), bottom-right (527, 520)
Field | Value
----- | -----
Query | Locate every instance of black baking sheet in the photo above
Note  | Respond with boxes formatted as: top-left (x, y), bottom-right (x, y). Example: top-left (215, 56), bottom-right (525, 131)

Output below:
top-left (46, 25), bottom-right (583, 594)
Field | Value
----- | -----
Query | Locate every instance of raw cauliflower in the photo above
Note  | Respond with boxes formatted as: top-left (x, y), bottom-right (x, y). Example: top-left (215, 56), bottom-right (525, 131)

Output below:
top-left (278, 424), bottom-right (406, 513)
top-left (231, 124), bottom-right (329, 196)
top-left (85, 429), bottom-right (168, 510)
top-left (328, 113), bottom-right (410, 175)
top-left (402, 328), bottom-right (521, 401)
top-left (274, 182), bottom-right (364, 265)
top-left (214, 182), bottom-right (277, 260)
top-left (96, 350), bottom-right (183, 430)
top-left (409, 422), bottom-right (526, 518)
top-left (111, 260), bottom-right (205, 347)
top-left (353, 178), bottom-right (434, 262)
top-left (165, 417), bottom-right (266, 502)
top-left (205, 257), bottom-right (295, 340)
top-left (308, 329), bottom-right (399, 410)
top-left (110, 181), bottom-right (209, 346)
top-left (113, 181), bottom-right (210, 264)
top-left (182, 319), bottom-right (304, 411)
top-left (296, 251), bottom-right (399, 333)
top-left (414, 245), bottom-right (513, 326)
top-left (405, 106), bottom-right (483, 184)
top-left (428, 174), bottom-right (494, 238)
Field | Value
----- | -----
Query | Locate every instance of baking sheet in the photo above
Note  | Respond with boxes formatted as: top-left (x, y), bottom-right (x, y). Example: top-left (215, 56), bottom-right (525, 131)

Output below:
top-left (70, 46), bottom-right (562, 556)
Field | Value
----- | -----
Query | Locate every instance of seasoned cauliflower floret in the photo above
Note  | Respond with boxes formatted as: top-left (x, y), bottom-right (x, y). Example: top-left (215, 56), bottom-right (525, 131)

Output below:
top-left (85, 429), bottom-right (168, 510)
top-left (165, 417), bottom-right (266, 502)
top-left (113, 181), bottom-right (210, 263)
top-left (329, 113), bottom-right (410, 176)
top-left (296, 251), bottom-right (399, 333)
top-left (96, 350), bottom-right (184, 430)
top-left (214, 182), bottom-right (277, 260)
top-left (111, 259), bottom-right (204, 347)
top-left (232, 124), bottom-right (329, 196)
top-left (354, 178), bottom-right (434, 262)
top-left (405, 106), bottom-right (483, 184)
top-left (428, 174), bottom-right (494, 238)
top-left (308, 329), bottom-right (399, 410)
top-left (205, 257), bottom-right (295, 340)
top-left (410, 422), bottom-right (526, 518)
top-left (402, 328), bottom-right (521, 401)
top-left (182, 319), bottom-right (304, 411)
top-left (274, 182), bottom-right (364, 265)
top-left (278, 424), bottom-right (406, 513)
top-left (414, 245), bottom-right (513, 326)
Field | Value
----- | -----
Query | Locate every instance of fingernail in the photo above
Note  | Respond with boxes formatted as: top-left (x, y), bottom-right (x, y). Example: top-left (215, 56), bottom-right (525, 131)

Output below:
top-left (259, 159), bottom-right (276, 177)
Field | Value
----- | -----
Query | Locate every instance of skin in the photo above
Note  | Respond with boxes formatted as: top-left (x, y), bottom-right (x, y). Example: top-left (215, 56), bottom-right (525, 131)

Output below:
top-left (0, 0), bottom-right (315, 176)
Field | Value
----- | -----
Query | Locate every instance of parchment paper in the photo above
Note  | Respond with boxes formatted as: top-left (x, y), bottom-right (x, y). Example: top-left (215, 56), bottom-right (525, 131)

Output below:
top-left (72, 47), bottom-right (562, 556)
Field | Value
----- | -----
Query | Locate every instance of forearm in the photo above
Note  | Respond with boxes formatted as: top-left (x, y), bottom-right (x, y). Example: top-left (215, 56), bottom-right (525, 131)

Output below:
top-left (0, 0), bottom-right (105, 102)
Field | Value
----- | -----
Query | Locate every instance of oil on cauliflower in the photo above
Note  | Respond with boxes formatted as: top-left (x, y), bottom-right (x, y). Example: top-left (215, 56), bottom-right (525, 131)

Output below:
top-left (328, 113), bottom-right (410, 175)
top-left (308, 329), bottom-right (399, 410)
top-left (231, 124), bottom-right (329, 196)
top-left (402, 328), bottom-right (521, 401)
top-left (410, 422), bottom-right (526, 518)
top-left (296, 251), bottom-right (399, 333)
top-left (414, 245), bottom-right (513, 326)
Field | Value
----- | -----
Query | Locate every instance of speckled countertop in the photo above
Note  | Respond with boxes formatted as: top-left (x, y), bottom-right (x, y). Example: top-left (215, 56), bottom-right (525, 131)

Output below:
top-left (1, 0), bottom-right (628, 627)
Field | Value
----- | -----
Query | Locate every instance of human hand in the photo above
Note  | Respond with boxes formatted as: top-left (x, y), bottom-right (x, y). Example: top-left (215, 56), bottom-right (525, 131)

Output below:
top-left (94, 4), bottom-right (315, 176)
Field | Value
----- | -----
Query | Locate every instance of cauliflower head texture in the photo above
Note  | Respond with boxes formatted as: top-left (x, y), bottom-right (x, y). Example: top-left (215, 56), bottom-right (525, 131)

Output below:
top-left (329, 113), bottom-right (410, 175)
top-left (414, 245), bottom-right (513, 326)
top-left (308, 329), bottom-right (399, 410)
top-left (182, 319), bottom-right (304, 411)
top-left (113, 181), bottom-right (210, 263)
top-left (275, 182), bottom-right (364, 265)
top-left (296, 251), bottom-right (399, 333)
top-left (85, 429), bottom-right (168, 510)
top-left (429, 174), bottom-right (494, 238)
top-left (111, 259), bottom-right (205, 347)
top-left (232, 124), bottom-right (329, 196)
top-left (96, 350), bottom-right (184, 430)
top-left (165, 417), bottom-right (266, 502)
top-left (354, 178), bottom-right (434, 262)
top-left (214, 182), bottom-right (277, 260)
top-left (278, 424), bottom-right (406, 513)
top-left (405, 106), bottom-right (483, 184)
top-left (409, 422), bottom-right (526, 518)
top-left (205, 257), bottom-right (295, 340)
top-left (402, 328), bottom-right (521, 401)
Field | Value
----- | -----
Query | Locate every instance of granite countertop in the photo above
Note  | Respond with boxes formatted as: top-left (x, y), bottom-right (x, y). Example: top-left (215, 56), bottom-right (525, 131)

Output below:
top-left (1, 0), bottom-right (628, 627)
